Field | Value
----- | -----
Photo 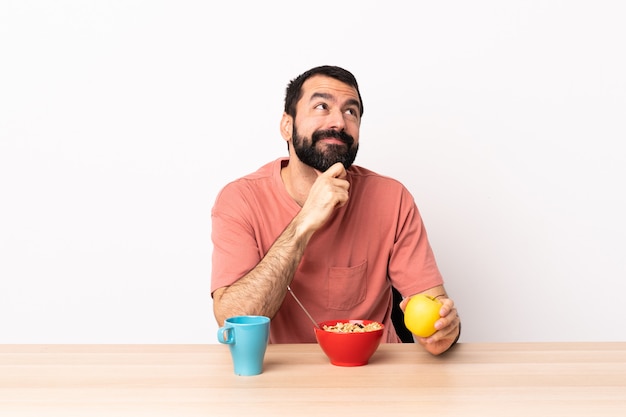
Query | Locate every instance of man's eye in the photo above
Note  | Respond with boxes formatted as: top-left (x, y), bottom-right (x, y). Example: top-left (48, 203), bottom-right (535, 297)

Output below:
top-left (345, 108), bottom-right (358, 116)
top-left (315, 103), bottom-right (327, 110)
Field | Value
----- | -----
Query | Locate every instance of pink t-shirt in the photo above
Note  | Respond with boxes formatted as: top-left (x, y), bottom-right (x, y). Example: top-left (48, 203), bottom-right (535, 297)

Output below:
top-left (211, 158), bottom-right (443, 343)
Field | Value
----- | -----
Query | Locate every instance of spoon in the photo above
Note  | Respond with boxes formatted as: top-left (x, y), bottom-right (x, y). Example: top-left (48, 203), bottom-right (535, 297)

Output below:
top-left (287, 285), bottom-right (321, 329)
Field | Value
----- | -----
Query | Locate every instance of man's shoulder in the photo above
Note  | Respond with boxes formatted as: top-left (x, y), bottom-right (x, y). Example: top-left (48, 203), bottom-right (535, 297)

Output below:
top-left (213, 158), bottom-right (284, 207)
top-left (348, 165), bottom-right (406, 189)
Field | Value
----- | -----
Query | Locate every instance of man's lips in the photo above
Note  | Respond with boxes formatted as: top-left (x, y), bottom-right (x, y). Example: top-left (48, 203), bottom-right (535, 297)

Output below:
top-left (318, 137), bottom-right (347, 145)
top-left (312, 129), bottom-right (354, 147)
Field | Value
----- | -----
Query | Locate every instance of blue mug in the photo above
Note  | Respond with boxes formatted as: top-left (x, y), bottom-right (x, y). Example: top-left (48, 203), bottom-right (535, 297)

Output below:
top-left (217, 315), bottom-right (270, 376)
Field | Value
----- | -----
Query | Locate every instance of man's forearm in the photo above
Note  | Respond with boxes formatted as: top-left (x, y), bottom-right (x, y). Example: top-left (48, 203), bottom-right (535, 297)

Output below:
top-left (213, 216), bottom-right (314, 325)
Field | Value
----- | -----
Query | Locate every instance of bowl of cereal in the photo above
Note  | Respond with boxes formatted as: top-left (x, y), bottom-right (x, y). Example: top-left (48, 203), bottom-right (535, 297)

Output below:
top-left (314, 319), bottom-right (384, 367)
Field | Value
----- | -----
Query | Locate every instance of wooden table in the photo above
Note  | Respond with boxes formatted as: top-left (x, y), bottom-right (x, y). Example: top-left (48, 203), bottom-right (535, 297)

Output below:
top-left (1, 342), bottom-right (625, 416)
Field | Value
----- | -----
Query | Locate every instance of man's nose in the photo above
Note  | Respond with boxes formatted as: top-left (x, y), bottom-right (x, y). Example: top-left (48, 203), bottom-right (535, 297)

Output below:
top-left (326, 108), bottom-right (346, 131)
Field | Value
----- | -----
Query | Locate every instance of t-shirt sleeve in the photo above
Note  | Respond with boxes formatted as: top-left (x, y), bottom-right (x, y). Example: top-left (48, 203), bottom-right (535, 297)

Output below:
top-left (210, 182), bottom-right (263, 294)
top-left (387, 187), bottom-right (444, 297)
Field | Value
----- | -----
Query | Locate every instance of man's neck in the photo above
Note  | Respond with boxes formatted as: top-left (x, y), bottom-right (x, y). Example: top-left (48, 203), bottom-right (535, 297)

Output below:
top-left (280, 158), bottom-right (317, 207)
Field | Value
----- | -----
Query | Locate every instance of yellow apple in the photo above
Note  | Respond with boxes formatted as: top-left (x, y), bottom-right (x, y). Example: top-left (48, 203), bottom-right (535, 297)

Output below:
top-left (403, 294), bottom-right (442, 337)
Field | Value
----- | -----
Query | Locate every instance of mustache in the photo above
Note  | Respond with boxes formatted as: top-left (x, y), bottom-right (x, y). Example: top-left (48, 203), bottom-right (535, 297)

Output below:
top-left (311, 129), bottom-right (354, 147)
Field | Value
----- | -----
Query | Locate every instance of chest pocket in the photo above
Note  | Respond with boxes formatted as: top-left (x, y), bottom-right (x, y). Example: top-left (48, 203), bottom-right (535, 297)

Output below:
top-left (326, 260), bottom-right (368, 310)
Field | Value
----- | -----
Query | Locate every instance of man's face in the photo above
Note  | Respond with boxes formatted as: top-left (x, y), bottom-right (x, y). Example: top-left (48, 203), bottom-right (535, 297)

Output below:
top-left (291, 75), bottom-right (361, 171)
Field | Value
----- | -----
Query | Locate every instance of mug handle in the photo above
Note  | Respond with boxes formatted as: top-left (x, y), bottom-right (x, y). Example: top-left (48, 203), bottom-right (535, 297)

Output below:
top-left (217, 325), bottom-right (235, 344)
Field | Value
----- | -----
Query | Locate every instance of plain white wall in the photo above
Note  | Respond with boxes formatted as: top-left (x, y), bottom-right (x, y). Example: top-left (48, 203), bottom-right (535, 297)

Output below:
top-left (1, 1), bottom-right (625, 343)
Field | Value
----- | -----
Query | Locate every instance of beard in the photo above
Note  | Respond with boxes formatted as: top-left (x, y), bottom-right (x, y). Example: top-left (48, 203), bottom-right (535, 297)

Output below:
top-left (292, 126), bottom-right (358, 172)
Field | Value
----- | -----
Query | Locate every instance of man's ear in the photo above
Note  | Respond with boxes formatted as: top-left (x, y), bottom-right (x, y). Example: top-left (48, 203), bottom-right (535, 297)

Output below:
top-left (280, 113), bottom-right (293, 140)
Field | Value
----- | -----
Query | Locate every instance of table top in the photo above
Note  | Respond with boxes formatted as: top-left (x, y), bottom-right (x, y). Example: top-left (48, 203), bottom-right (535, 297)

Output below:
top-left (1, 342), bottom-right (625, 416)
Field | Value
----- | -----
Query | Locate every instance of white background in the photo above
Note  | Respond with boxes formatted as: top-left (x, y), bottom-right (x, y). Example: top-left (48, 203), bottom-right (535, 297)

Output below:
top-left (1, 1), bottom-right (625, 343)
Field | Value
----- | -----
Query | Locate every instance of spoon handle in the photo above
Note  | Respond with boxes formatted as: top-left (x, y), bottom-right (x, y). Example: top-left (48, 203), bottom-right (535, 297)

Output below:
top-left (287, 285), bottom-right (321, 329)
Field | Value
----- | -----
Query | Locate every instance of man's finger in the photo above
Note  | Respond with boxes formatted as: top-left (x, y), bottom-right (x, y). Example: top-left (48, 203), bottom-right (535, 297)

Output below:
top-left (320, 162), bottom-right (347, 179)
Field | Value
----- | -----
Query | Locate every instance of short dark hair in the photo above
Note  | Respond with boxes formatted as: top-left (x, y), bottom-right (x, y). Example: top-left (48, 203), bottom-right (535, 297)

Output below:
top-left (284, 65), bottom-right (364, 118)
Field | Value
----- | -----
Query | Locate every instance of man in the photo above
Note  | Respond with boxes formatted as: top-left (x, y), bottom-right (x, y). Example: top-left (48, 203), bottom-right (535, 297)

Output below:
top-left (211, 65), bottom-right (460, 355)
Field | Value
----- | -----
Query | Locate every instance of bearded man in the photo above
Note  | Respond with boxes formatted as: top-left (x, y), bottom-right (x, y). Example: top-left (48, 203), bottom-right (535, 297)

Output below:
top-left (210, 65), bottom-right (460, 355)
